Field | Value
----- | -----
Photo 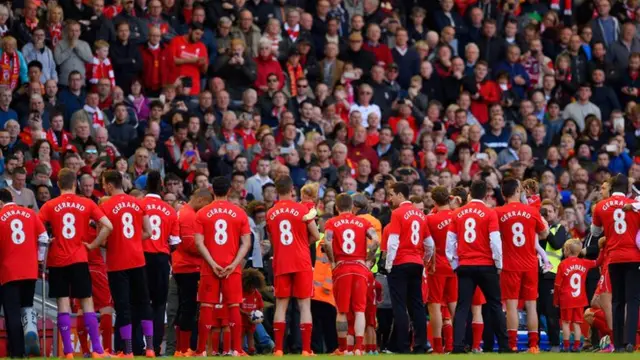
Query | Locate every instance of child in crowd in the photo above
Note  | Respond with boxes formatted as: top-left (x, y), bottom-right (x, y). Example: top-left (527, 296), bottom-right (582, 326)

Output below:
top-left (86, 40), bottom-right (116, 91)
top-left (197, 293), bottom-right (231, 356)
top-left (301, 182), bottom-right (319, 221)
top-left (522, 178), bottom-right (541, 209)
top-left (236, 113), bottom-right (258, 150)
top-left (554, 239), bottom-right (598, 352)
top-left (240, 269), bottom-right (266, 355)
top-left (365, 270), bottom-right (382, 354)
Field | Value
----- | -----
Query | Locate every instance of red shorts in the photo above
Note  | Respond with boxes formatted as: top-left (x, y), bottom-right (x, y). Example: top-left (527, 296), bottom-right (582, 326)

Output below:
top-left (561, 307), bottom-right (584, 324)
top-left (595, 270), bottom-right (611, 296)
top-left (198, 273), bottom-right (242, 304)
top-left (428, 275), bottom-right (457, 304)
top-left (333, 263), bottom-right (369, 313)
top-left (90, 268), bottom-right (113, 310)
top-left (500, 269), bottom-right (538, 301)
top-left (472, 288), bottom-right (486, 306)
top-left (242, 318), bottom-right (256, 333)
top-left (442, 306), bottom-right (451, 320)
top-left (274, 271), bottom-right (313, 299)
top-left (365, 304), bottom-right (377, 327)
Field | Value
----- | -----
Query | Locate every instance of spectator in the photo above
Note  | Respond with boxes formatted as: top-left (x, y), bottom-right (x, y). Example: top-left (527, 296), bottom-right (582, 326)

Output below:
top-left (254, 39), bottom-right (285, 95)
top-left (108, 102), bottom-right (138, 156)
top-left (246, 157), bottom-right (273, 201)
top-left (54, 21), bottom-right (93, 87)
top-left (146, 0), bottom-right (176, 43)
top-left (71, 92), bottom-right (109, 136)
top-left (233, 9), bottom-right (262, 58)
top-left (7, 167), bottom-right (38, 211)
top-left (22, 28), bottom-right (59, 83)
top-left (0, 87), bottom-right (17, 128)
top-left (591, 0), bottom-right (619, 48)
top-left (214, 38), bottom-right (256, 99)
top-left (113, 0), bottom-right (148, 44)
top-left (562, 83), bottom-right (601, 131)
top-left (111, 21), bottom-right (143, 94)
top-left (340, 32), bottom-right (376, 77)
top-left (0, 36), bottom-right (28, 92)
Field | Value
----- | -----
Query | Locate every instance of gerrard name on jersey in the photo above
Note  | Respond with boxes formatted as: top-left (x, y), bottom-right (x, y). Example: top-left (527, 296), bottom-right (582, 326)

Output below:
top-left (205, 207), bottom-right (240, 218)
top-left (53, 202), bottom-right (87, 212)
top-left (145, 203), bottom-right (172, 216)
top-left (436, 218), bottom-right (451, 230)
top-left (111, 201), bottom-right (141, 214)
top-left (332, 218), bottom-right (366, 227)
top-left (403, 210), bottom-right (426, 220)
top-left (456, 207), bottom-right (486, 218)
top-left (499, 209), bottom-right (533, 222)
top-left (1, 208), bottom-right (32, 221)
top-left (268, 207), bottom-right (300, 220)
top-left (601, 199), bottom-right (625, 211)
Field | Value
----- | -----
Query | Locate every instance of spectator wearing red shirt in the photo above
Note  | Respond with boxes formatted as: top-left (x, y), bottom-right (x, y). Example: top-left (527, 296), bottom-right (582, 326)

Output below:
top-left (140, 26), bottom-right (172, 96)
top-left (254, 39), bottom-right (285, 96)
top-left (462, 61), bottom-right (500, 124)
top-left (169, 22), bottom-right (208, 96)
top-left (435, 143), bottom-right (458, 174)
top-left (348, 125), bottom-right (379, 172)
top-left (388, 101), bottom-right (418, 135)
top-left (362, 23), bottom-right (393, 66)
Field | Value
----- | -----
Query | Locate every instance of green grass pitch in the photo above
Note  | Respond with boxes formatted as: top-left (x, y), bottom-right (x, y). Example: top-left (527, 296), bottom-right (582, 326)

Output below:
top-left (110, 354), bottom-right (640, 359)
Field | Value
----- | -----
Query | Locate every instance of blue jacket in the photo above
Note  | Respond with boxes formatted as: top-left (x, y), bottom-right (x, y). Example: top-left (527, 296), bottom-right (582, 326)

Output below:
top-left (481, 129), bottom-right (511, 153)
top-left (494, 61), bottom-right (530, 99)
top-left (391, 48), bottom-right (421, 89)
top-left (58, 89), bottom-right (86, 127)
top-left (608, 151), bottom-right (633, 175)
top-left (0, 49), bottom-right (28, 87)
top-left (0, 109), bottom-right (18, 129)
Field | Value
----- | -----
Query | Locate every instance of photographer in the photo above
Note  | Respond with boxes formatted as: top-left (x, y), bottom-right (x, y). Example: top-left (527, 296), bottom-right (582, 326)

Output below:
top-left (538, 199), bottom-right (571, 352)
top-left (213, 38), bottom-right (257, 99)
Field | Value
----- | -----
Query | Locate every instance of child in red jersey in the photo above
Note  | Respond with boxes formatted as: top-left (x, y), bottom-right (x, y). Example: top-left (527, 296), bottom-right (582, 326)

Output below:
top-left (554, 239), bottom-right (598, 352)
top-left (522, 179), bottom-right (541, 209)
top-left (240, 269), bottom-right (266, 355)
top-left (86, 40), bottom-right (116, 93)
top-left (301, 183), bottom-right (319, 221)
top-left (365, 270), bottom-right (382, 354)
top-left (235, 113), bottom-right (257, 150)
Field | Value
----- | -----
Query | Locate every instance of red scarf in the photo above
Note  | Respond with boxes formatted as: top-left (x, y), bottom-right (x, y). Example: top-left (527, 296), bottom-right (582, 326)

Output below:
top-left (285, 23), bottom-right (300, 42)
top-left (286, 62), bottom-right (304, 96)
top-left (25, 17), bottom-right (39, 31)
top-left (46, 128), bottom-right (70, 152)
top-left (49, 23), bottom-right (62, 47)
top-left (550, 0), bottom-right (572, 15)
top-left (0, 51), bottom-right (19, 91)
top-left (183, 8), bottom-right (193, 24)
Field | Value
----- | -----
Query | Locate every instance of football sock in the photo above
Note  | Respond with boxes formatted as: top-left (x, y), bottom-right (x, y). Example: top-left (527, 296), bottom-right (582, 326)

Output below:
top-left (141, 320), bottom-right (154, 351)
top-left (58, 313), bottom-right (74, 355)
top-left (274, 322), bottom-right (286, 353)
top-left (197, 307), bottom-right (212, 353)
top-left (472, 322), bottom-right (483, 349)
top-left (508, 329), bottom-right (517, 349)
top-left (355, 336), bottom-right (364, 352)
top-left (563, 339), bottom-right (570, 350)
top-left (593, 309), bottom-right (613, 337)
top-left (179, 330), bottom-right (192, 353)
top-left (300, 322), bottom-right (312, 353)
top-left (443, 323), bottom-right (453, 352)
top-left (573, 340), bottom-right (580, 350)
top-left (76, 314), bottom-right (91, 354)
top-left (347, 344), bottom-right (354, 352)
top-left (338, 336), bottom-right (347, 352)
top-left (84, 312), bottom-right (105, 354)
top-left (175, 325), bottom-right (181, 353)
top-left (119, 324), bottom-right (133, 355)
top-left (222, 330), bottom-right (231, 353)
top-left (433, 337), bottom-right (443, 353)
top-left (210, 329), bottom-right (220, 354)
top-left (528, 331), bottom-right (539, 348)
top-left (100, 313), bottom-right (113, 353)
top-left (229, 306), bottom-right (242, 352)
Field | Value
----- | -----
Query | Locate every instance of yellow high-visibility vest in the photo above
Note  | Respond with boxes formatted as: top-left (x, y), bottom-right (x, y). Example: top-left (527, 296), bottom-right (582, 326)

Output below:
top-left (545, 225), bottom-right (563, 274)
top-left (312, 238), bottom-right (335, 307)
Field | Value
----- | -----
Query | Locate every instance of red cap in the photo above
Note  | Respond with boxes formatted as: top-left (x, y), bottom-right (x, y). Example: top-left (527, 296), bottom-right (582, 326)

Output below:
top-left (435, 143), bottom-right (448, 155)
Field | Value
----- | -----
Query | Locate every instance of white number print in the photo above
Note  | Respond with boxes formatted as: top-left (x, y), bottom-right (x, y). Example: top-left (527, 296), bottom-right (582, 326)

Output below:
top-left (280, 220), bottom-right (293, 245)
top-left (410, 220), bottom-right (420, 245)
top-left (62, 213), bottom-right (76, 240)
top-left (342, 229), bottom-right (356, 254)
top-left (464, 218), bottom-right (476, 243)
top-left (10, 219), bottom-right (25, 244)
top-left (122, 212), bottom-right (135, 239)
top-left (570, 273), bottom-right (581, 297)
top-left (149, 215), bottom-right (162, 241)
top-left (512, 222), bottom-right (525, 247)
top-left (613, 209), bottom-right (627, 235)
top-left (214, 219), bottom-right (228, 245)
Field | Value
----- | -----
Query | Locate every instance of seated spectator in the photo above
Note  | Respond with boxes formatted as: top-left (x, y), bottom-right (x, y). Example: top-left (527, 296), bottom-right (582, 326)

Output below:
top-left (46, 112), bottom-right (71, 153)
top-left (0, 36), bottom-right (29, 92)
top-left (7, 167), bottom-right (38, 211)
top-left (254, 39), bottom-right (285, 96)
top-left (246, 157), bottom-right (273, 201)
top-left (107, 102), bottom-right (138, 156)
top-left (71, 92), bottom-right (109, 136)
top-left (0, 87), bottom-right (17, 129)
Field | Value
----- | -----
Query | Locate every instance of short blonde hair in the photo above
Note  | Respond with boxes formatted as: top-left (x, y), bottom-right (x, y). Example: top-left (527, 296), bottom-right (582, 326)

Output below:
top-left (94, 40), bottom-right (109, 50)
top-left (301, 183), bottom-right (319, 199)
top-left (563, 238), bottom-right (582, 256)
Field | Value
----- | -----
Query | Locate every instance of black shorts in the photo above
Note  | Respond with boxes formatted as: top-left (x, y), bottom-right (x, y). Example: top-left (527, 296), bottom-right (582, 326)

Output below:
top-left (2, 279), bottom-right (36, 308)
top-left (48, 262), bottom-right (92, 299)
top-left (107, 266), bottom-right (151, 309)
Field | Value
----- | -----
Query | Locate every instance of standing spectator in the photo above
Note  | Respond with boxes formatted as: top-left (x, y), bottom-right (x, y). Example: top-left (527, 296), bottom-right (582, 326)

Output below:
top-left (169, 22), bottom-right (208, 96)
top-left (318, 42), bottom-right (344, 90)
top-left (477, 19), bottom-right (504, 72)
top-left (113, 0), bottom-right (149, 44)
top-left (233, 9), bottom-right (262, 58)
top-left (363, 23), bottom-right (394, 66)
top-left (82, 0), bottom-right (117, 45)
top-left (108, 102), bottom-right (138, 157)
top-left (494, 45), bottom-right (530, 100)
top-left (0, 37), bottom-right (28, 92)
top-left (462, 61), bottom-right (500, 125)
top-left (562, 83), bottom-right (601, 131)
top-left (146, 0), bottom-right (177, 43)
top-left (22, 28), bottom-right (58, 83)
top-left (7, 167), bottom-right (38, 211)
top-left (591, 0), bottom-right (619, 49)
top-left (340, 32), bottom-right (376, 77)
top-left (610, 22), bottom-right (640, 71)
top-left (245, 157), bottom-right (273, 201)
top-left (391, 28), bottom-right (420, 89)
top-left (139, 26), bottom-right (170, 96)
top-left (254, 39), bottom-right (285, 95)
top-left (110, 21), bottom-right (143, 95)
top-left (214, 39), bottom-right (257, 100)
top-left (86, 40), bottom-right (116, 91)
top-left (54, 21), bottom-right (93, 87)
top-left (58, 71), bottom-right (87, 126)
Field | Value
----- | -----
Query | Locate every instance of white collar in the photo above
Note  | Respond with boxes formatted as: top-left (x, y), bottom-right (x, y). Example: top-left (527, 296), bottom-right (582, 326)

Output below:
top-left (612, 192), bottom-right (627, 197)
top-left (470, 199), bottom-right (485, 204)
top-left (399, 201), bottom-right (412, 206)
top-left (4, 202), bottom-right (15, 206)
top-left (145, 194), bottom-right (162, 199)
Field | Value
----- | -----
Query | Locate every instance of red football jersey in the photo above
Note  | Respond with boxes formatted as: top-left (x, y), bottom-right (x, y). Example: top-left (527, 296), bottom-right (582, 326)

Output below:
top-left (265, 199), bottom-right (312, 275)
top-left (426, 209), bottom-right (454, 276)
top-left (496, 202), bottom-right (546, 271)
top-left (100, 194), bottom-right (147, 272)
top-left (382, 202), bottom-right (430, 266)
top-left (554, 257), bottom-right (597, 309)
top-left (39, 193), bottom-right (106, 267)
top-left (325, 213), bottom-right (372, 262)
top-left (85, 221), bottom-right (108, 271)
top-left (448, 200), bottom-right (499, 267)
top-left (172, 204), bottom-right (201, 274)
top-left (592, 193), bottom-right (640, 264)
top-left (241, 289), bottom-right (264, 313)
top-left (0, 203), bottom-right (47, 284)
top-left (194, 200), bottom-right (251, 277)
top-left (140, 194), bottom-right (179, 255)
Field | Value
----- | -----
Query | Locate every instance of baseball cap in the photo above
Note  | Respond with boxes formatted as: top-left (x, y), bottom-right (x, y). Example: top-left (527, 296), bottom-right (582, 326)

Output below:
top-left (435, 143), bottom-right (448, 155)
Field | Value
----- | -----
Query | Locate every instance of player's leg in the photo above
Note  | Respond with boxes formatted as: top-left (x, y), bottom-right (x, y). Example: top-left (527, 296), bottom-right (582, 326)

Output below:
top-left (476, 268), bottom-right (508, 352)
top-left (521, 269), bottom-right (539, 351)
top-left (293, 270), bottom-right (314, 356)
top-left (427, 274), bottom-right (444, 353)
top-left (623, 262), bottom-right (640, 350)
top-left (147, 253), bottom-right (170, 355)
top-left (49, 266), bottom-right (75, 357)
top-left (452, 269), bottom-right (475, 353)
top-left (573, 317), bottom-right (583, 352)
top-left (2, 281), bottom-right (26, 357)
top-left (501, 270), bottom-right (519, 351)
top-left (222, 325), bottom-right (231, 354)
top-left (333, 271), bottom-right (351, 354)
top-left (99, 307), bottom-right (114, 354)
top-left (443, 276), bottom-right (457, 354)
top-left (471, 304), bottom-right (483, 352)
top-left (19, 279), bottom-right (39, 357)
top-left (175, 272), bottom-right (200, 354)
top-left (221, 272), bottom-right (244, 355)
top-left (247, 327), bottom-right (256, 354)
top-left (91, 267), bottom-right (114, 354)
top-left (352, 271), bottom-right (369, 355)
top-left (608, 263), bottom-right (626, 349)
top-left (273, 273), bottom-right (292, 355)
top-left (129, 267), bottom-right (155, 356)
top-left (406, 264), bottom-right (427, 353)
top-left (524, 301), bottom-right (539, 350)
top-left (108, 270), bottom-right (134, 356)
top-left (72, 262), bottom-right (106, 356)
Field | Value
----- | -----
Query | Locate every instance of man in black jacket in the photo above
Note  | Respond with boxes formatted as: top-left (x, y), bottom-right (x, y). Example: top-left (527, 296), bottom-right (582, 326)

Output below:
top-left (111, 21), bottom-right (143, 95)
top-left (339, 32), bottom-right (376, 77)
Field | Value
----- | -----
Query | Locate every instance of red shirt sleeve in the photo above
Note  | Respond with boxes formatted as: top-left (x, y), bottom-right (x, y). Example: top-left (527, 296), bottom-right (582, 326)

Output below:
top-left (170, 216), bottom-right (180, 237)
top-left (240, 213), bottom-right (251, 236)
top-left (592, 205), bottom-right (602, 227)
top-left (193, 212), bottom-right (204, 235)
top-left (488, 209), bottom-right (499, 234)
top-left (89, 201), bottom-right (106, 222)
top-left (533, 211), bottom-right (546, 233)
top-left (382, 212), bottom-right (400, 252)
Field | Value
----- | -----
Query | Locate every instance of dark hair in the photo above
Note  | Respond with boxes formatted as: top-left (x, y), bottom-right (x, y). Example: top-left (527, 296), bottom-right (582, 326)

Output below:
top-left (102, 170), bottom-right (123, 189)
top-left (31, 139), bottom-right (53, 159)
top-left (231, 171), bottom-right (246, 180)
top-left (190, 21), bottom-right (205, 31)
top-left (28, 60), bottom-right (43, 71)
top-left (335, 193), bottom-right (353, 212)
top-left (275, 176), bottom-right (294, 195)
top-left (501, 177), bottom-right (520, 198)
top-left (211, 176), bottom-right (231, 197)
top-left (150, 100), bottom-right (164, 109)
top-left (470, 180), bottom-right (487, 200)
top-left (392, 182), bottom-right (410, 199)
top-left (262, 182), bottom-right (276, 192)
top-left (431, 186), bottom-right (450, 206)
top-left (173, 120), bottom-right (188, 132)
top-left (146, 170), bottom-right (163, 194)
top-left (242, 268), bottom-right (266, 292)
top-left (68, 70), bottom-right (82, 81)
top-left (451, 186), bottom-right (468, 205)
top-left (57, 168), bottom-right (77, 190)
top-left (609, 173), bottom-right (629, 194)
top-left (0, 188), bottom-right (13, 203)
